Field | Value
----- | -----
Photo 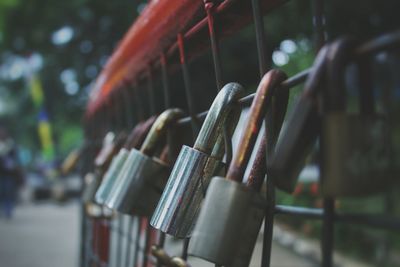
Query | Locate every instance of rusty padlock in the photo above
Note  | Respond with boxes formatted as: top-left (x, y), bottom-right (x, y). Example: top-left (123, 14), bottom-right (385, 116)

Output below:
top-left (268, 46), bottom-right (330, 193)
top-left (93, 118), bottom-right (156, 204)
top-left (105, 108), bottom-right (185, 216)
top-left (321, 38), bottom-right (397, 196)
top-left (150, 83), bottom-right (244, 238)
top-left (189, 70), bottom-right (288, 266)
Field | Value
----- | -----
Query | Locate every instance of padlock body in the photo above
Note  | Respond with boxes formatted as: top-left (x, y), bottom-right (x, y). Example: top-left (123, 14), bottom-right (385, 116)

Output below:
top-left (150, 145), bottom-right (224, 238)
top-left (189, 178), bottom-right (265, 266)
top-left (94, 149), bottom-right (129, 204)
top-left (322, 113), bottom-right (397, 196)
top-left (105, 149), bottom-right (169, 216)
top-left (82, 172), bottom-right (101, 203)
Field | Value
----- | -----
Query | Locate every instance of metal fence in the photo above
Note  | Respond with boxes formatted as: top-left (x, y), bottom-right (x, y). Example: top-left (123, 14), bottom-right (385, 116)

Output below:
top-left (80, 0), bottom-right (400, 266)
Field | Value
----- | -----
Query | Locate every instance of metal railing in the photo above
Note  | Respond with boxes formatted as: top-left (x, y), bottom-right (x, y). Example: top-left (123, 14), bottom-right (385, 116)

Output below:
top-left (80, 0), bottom-right (400, 267)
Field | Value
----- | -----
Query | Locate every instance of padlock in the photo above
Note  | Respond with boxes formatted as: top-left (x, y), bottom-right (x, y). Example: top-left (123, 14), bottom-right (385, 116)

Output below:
top-left (151, 246), bottom-right (190, 267)
top-left (94, 148), bottom-right (130, 204)
top-left (189, 70), bottom-right (288, 266)
top-left (93, 117), bottom-right (156, 204)
top-left (321, 38), bottom-right (397, 196)
top-left (61, 146), bottom-right (82, 175)
top-left (94, 132), bottom-right (115, 168)
top-left (150, 82), bottom-right (244, 238)
top-left (82, 172), bottom-right (101, 203)
top-left (268, 46), bottom-right (330, 193)
top-left (105, 108), bottom-right (185, 216)
top-left (94, 131), bottom-right (127, 170)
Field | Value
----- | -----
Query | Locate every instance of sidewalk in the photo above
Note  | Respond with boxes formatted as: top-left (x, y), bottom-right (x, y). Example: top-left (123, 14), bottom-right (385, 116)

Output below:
top-left (0, 201), bottom-right (315, 267)
top-left (0, 202), bottom-right (80, 267)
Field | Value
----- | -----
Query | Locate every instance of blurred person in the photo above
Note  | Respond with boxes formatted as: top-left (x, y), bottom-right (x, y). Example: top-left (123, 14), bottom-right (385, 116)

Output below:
top-left (0, 127), bottom-right (23, 219)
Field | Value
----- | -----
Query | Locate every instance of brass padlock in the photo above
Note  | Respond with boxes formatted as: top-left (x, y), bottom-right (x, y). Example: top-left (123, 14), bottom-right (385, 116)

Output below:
top-left (93, 117), bottom-right (156, 204)
top-left (321, 38), bottom-right (397, 196)
top-left (150, 83), bottom-right (244, 238)
top-left (268, 46), bottom-right (330, 193)
top-left (189, 70), bottom-right (288, 266)
top-left (105, 108), bottom-right (185, 216)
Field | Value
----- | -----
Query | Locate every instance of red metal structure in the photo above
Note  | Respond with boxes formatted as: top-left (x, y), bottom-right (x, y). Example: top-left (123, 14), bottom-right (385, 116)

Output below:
top-left (81, 0), bottom-right (400, 266)
top-left (86, 0), bottom-right (284, 116)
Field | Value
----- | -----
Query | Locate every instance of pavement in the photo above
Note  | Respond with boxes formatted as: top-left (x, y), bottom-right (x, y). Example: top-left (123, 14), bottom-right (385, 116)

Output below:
top-left (0, 201), bottom-right (80, 267)
top-left (0, 201), bottom-right (317, 267)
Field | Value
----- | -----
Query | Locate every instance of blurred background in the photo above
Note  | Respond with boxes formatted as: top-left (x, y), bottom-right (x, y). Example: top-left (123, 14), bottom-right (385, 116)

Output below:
top-left (0, 0), bottom-right (399, 267)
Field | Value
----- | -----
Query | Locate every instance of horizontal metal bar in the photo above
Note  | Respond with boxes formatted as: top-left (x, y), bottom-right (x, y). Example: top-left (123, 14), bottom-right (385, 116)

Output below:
top-left (174, 31), bottom-right (400, 127)
top-left (85, 29), bottom-right (400, 120)
top-left (275, 205), bottom-right (400, 231)
top-left (335, 213), bottom-right (400, 231)
top-left (177, 68), bottom-right (310, 125)
top-left (355, 29), bottom-right (400, 57)
top-left (275, 205), bottom-right (323, 219)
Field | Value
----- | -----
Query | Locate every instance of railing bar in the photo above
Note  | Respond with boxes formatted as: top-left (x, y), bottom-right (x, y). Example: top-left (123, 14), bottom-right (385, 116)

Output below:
top-left (177, 68), bottom-right (311, 125)
top-left (335, 213), bottom-right (400, 231)
top-left (355, 29), bottom-right (400, 57)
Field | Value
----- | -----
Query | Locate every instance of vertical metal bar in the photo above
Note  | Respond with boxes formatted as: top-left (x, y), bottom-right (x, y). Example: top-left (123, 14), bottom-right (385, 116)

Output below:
top-left (114, 93), bottom-right (125, 132)
top-left (115, 215), bottom-right (123, 267)
top-left (357, 58), bottom-right (375, 114)
top-left (312, 1), bottom-right (333, 266)
top-left (249, 0), bottom-right (276, 265)
top-left (132, 84), bottom-right (146, 122)
top-left (204, 0), bottom-right (224, 90)
top-left (261, 179), bottom-right (275, 267)
top-left (177, 33), bottom-right (200, 139)
top-left (313, 0), bottom-right (327, 51)
top-left (124, 216), bottom-right (134, 267)
top-left (147, 67), bottom-right (157, 115)
top-left (204, 1), bottom-right (234, 168)
top-left (161, 54), bottom-right (171, 109)
top-left (177, 33), bottom-right (201, 260)
top-left (251, 0), bottom-right (269, 77)
top-left (156, 53), bottom-right (170, 267)
top-left (322, 198), bottom-right (334, 267)
top-left (133, 217), bottom-right (142, 267)
top-left (142, 218), bottom-right (151, 267)
top-left (122, 86), bottom-right (135, 129)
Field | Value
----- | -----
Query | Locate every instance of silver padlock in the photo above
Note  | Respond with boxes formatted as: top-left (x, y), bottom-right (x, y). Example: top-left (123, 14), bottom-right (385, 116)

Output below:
top-left (94, 132), bottom-right (115, 168)
top-left (93, 116), bottom-right (156, 204)
top-left (82, 172), bottom-right (101, 204)
top-left (189, 70), bottom-right (288, 266)
top-left (94, 148), bottom-right (129, 204)
top-left (150, 82), bottom-right (244, 238)
top-left (105, 108), bottom-right (185, 216)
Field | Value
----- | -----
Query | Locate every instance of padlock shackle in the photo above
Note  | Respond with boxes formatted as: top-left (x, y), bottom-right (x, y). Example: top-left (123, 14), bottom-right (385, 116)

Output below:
top-left (193, 83), bottom-right (244, 156)
top-left (140, 108), bottom-right (185, 156)
top-left (226, 70), bottom-right (287, 183)
top-left (95, 131), bottom-right (128, 168)
top-left (209, 103), bottom-right (242, 159)
top-left (246, 133), bottom-right (267, 191)
top-left (124, 116), bottom-right (157, 149)
top-left (325, 38), bottom-right (358, 112)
